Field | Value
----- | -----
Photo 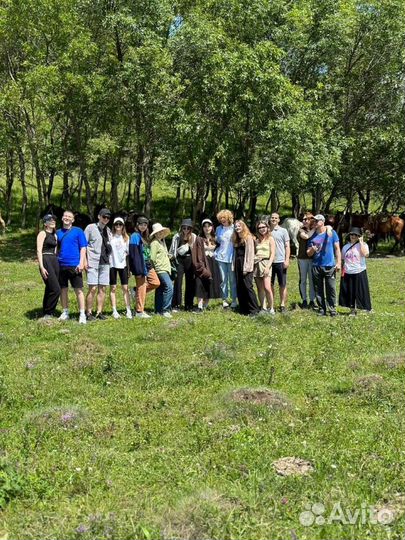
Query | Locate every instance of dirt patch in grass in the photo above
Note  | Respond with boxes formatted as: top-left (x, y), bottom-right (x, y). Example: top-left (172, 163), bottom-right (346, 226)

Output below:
top-left (374, 353), bottom-right (405, 370)
top-left (230, 388), bottom-right (291, 410)
top-left (375, 493), bottom-right (405, 523)
top-left (26, 406), bottom-right (88, 432)
top-left (162, 489), bottom-right (240, 540)
top-left (354, 375), bottom-right (385, 392)
top-left (273, 457), bottom-right (314, 477)
top-left (71, 339), bottom-right (107, 370)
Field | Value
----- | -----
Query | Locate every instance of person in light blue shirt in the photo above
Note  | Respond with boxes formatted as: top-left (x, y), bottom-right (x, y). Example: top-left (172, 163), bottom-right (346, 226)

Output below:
top-left (215, 209), bottom-right (237, 308)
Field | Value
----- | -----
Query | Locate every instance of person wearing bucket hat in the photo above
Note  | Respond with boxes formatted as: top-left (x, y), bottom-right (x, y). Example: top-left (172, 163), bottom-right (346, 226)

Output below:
top-left (169, 218), bottom-right (197, 311)
top-left (150, 223), bottom-right (174, 317)
top-left (109, 217), bottom-right (132, 319)
top-left (339, 227), bottom-right (371, 315)
top-left (192, 218), bottom-right (221, 311)
top-left (129, 216), bottom-right (160, 318)
top-left (36, 214), bottom-right (60, 319)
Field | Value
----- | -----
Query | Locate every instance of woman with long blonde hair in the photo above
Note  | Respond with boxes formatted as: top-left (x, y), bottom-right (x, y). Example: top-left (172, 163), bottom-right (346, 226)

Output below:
top-left (233, 220), bottom-right (260, 315)
top-left (254, 221), bottom-right (275, 312)
top-left (109, 217), bottom-right (132, 319)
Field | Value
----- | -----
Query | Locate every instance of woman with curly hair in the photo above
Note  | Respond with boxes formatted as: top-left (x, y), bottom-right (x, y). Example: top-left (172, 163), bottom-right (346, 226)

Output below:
top-left (215, 209), bottom-right (237, 308)
top-left (254, 220), bottom-right (275, 313)
top-left (233, 220), bottom-right (260, 316)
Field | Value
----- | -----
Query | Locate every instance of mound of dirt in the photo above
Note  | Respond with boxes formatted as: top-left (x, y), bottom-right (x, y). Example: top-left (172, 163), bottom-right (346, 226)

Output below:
top-left (374, 353), bottom-right (405, 370)
top-left (273, 457), bottom-right (314, 477)
top-left (230, 388), bottom-right (291, 410)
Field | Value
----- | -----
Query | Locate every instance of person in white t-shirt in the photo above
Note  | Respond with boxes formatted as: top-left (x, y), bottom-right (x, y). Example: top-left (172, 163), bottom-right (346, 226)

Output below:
top-left (109, 217), bottom-right (132, 319)
top-left (339, 227), bottom-right (372, 315)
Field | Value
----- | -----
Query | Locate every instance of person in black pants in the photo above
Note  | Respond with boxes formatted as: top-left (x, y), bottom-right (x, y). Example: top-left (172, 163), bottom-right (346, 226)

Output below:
top-left (233, 220), bottom-right (260, 316)
top-left (169, 219), bottom-right (197, 311)
top-left (36, 214), bottom-right (61, 319)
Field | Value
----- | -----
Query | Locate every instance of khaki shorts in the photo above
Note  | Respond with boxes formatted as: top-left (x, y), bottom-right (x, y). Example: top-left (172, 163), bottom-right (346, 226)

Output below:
top-left (87, 264), bottom-right (110, 286)
top-left (254, 259), bottom-right (272, 278)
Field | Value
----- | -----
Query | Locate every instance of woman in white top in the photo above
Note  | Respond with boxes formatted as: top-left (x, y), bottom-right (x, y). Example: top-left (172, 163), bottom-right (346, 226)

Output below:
top-left (109, 217), bottom-right (132, 319)
top-left (339, 227), bottom-right (372, 315)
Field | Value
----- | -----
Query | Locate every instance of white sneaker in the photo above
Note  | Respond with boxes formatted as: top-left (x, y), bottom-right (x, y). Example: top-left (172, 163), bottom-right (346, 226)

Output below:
top-left (79, 314), bottom-right (87, 324)
top-left (222, 300), bottom-right (230, 308)
top-left (112, 310), bottom-right (121, 319)
top-left (268, 308), bottom-right (275, 315)
top-left (162, 311), bottom-right (173, 318)
top-left (59, 311), bottom-right (69, 321)
top-left (135, 311), bottom-right (151, 319)
top-left (126, 310), bottom-right (133, 319)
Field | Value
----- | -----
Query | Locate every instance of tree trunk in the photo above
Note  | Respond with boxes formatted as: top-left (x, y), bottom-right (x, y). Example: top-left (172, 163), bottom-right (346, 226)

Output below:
top-left (192, 178), bottom-right (207, 223)
top-left (24, 109), bottom-right (48, 207)
top-left (18, 147), bottom-right (27, 228)
top-left (143, 150), bottom-right (154, 217)
top-left (358, 189), bottom-right (371, 214)
top-left (291, 191), bottom-right (300, 218)
top-left (324, 182), bottom-right (339, 214)
top-left (247, 190), bottom-right (258, 229)
top-left (47, 169), bottom-right (56, 202)
top-left (134, 144), bottom-right (143, 207)
top-left (110, 157), bottom-right (121, 212)
top-left (5, 150), bottom-right (15, 224)
top-left (270, 188), bottom-right (278, 213)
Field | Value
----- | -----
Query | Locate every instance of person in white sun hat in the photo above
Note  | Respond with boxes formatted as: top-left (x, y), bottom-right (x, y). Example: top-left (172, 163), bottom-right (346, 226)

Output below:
top-left (149, 223), bottom-right (174, 317)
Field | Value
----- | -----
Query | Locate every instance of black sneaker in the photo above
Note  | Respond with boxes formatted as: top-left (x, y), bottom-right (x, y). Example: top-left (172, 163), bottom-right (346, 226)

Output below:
top-left (86, 313), bottom-right (96, 321)
top-left (96, 313), bottom-right (108, 320)
top-left (309, 301), bottom-right (316, 310)
top-left (301, 300), bottom-right (308, 309)
top-left (330, 311), bottom-right (338, 317)
top-left (280, 306), bottom-right (287, 313)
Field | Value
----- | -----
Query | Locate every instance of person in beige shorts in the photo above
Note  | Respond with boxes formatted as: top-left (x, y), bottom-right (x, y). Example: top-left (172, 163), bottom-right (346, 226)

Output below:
top-left (254, 220), bottom-right (276, 313)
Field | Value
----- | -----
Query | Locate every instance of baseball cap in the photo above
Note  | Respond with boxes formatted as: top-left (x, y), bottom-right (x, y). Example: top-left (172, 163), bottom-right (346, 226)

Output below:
top-left (314, 214), bottom-right (325, 222)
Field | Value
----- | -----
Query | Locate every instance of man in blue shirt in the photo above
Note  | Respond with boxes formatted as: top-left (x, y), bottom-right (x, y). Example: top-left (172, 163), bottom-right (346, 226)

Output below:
top-left (56, 209), bottom-right (88, 324)
top-left (307, 214), bottom-right (341, 316)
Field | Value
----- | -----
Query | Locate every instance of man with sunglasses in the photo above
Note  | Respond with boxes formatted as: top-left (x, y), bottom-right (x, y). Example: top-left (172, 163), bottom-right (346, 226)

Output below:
top-left (84, 208), bottom-right (113, 320)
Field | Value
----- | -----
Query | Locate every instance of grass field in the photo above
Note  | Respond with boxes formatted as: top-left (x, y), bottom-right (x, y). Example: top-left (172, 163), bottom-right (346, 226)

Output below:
top-left (1, 230), bottom-right (405, 540)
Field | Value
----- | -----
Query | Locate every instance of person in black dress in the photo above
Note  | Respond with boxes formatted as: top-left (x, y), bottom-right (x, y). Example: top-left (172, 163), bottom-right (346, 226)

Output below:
top-left (192, 218), bottom-right (221, 311)
top-left (36, 214), bottom-right (60, 318)
top-left (233, 220), bottom-right (260, 316)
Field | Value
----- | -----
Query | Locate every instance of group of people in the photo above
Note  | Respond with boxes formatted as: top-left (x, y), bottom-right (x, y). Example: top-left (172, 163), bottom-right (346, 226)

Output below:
top-left (36, 208), bottom-right (372, 323)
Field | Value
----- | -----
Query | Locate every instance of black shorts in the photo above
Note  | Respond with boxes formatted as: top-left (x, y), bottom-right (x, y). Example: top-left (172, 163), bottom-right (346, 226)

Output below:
top-left (59, 267), bottom-right (83, 289)
top-left (271, 262), bottom-right (287, 287)
top-left (109, 267), bottom-right (129, 286)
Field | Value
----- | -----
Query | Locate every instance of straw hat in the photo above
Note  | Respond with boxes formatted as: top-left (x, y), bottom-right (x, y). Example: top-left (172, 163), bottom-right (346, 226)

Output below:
top-left (150, 223), bottom-right (170, 239)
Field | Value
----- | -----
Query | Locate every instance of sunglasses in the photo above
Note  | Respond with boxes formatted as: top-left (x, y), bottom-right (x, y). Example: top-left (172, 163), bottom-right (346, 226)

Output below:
top-left (182, 226), bottom-right (192, 230)
top-left (101, 215), bottom-right (110, 219)
top-left (258, 226), bottom-right (267, 230)
top-left (115, 223), bottom-right (123, 227)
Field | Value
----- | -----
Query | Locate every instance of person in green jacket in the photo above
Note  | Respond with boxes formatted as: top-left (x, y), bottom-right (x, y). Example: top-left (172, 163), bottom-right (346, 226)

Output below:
top-left (149, 223), bottom-right (173, 318)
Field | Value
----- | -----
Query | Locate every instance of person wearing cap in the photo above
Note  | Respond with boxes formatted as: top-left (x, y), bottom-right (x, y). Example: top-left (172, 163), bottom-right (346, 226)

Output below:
top-left (150, 223), bottom-right (173, 317)
top-left (36, 214), bottom-right (60, 319)
top-left (192, 218), bottom-right (222, 311)
top-left (109, 217), bottom-right (132, 319)
top-left (307, 214), bottom-right (341, 316)
top-left (169, 218), bottom-right (197, 311)
top-left (57, 209), bottom-right (88, 323)
top-left (339, 227), bottom-right (371, 315)
top-left (215, 209), bottom-right (237, 308)
top-left (84, 208), bottom-right (113, 320)
top-left (269, 212), bottom-right (290, 313)
top-left (128, 216), bottom-right (160, 318)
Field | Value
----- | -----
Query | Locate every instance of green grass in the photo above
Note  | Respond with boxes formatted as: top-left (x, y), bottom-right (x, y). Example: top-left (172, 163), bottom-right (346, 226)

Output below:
top-left (1, 231), bottom-right (405, 539)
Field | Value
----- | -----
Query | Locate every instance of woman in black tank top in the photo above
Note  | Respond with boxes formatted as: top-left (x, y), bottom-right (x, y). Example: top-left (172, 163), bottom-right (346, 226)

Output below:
top-left (36, 214), bottom-right (61, 318)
